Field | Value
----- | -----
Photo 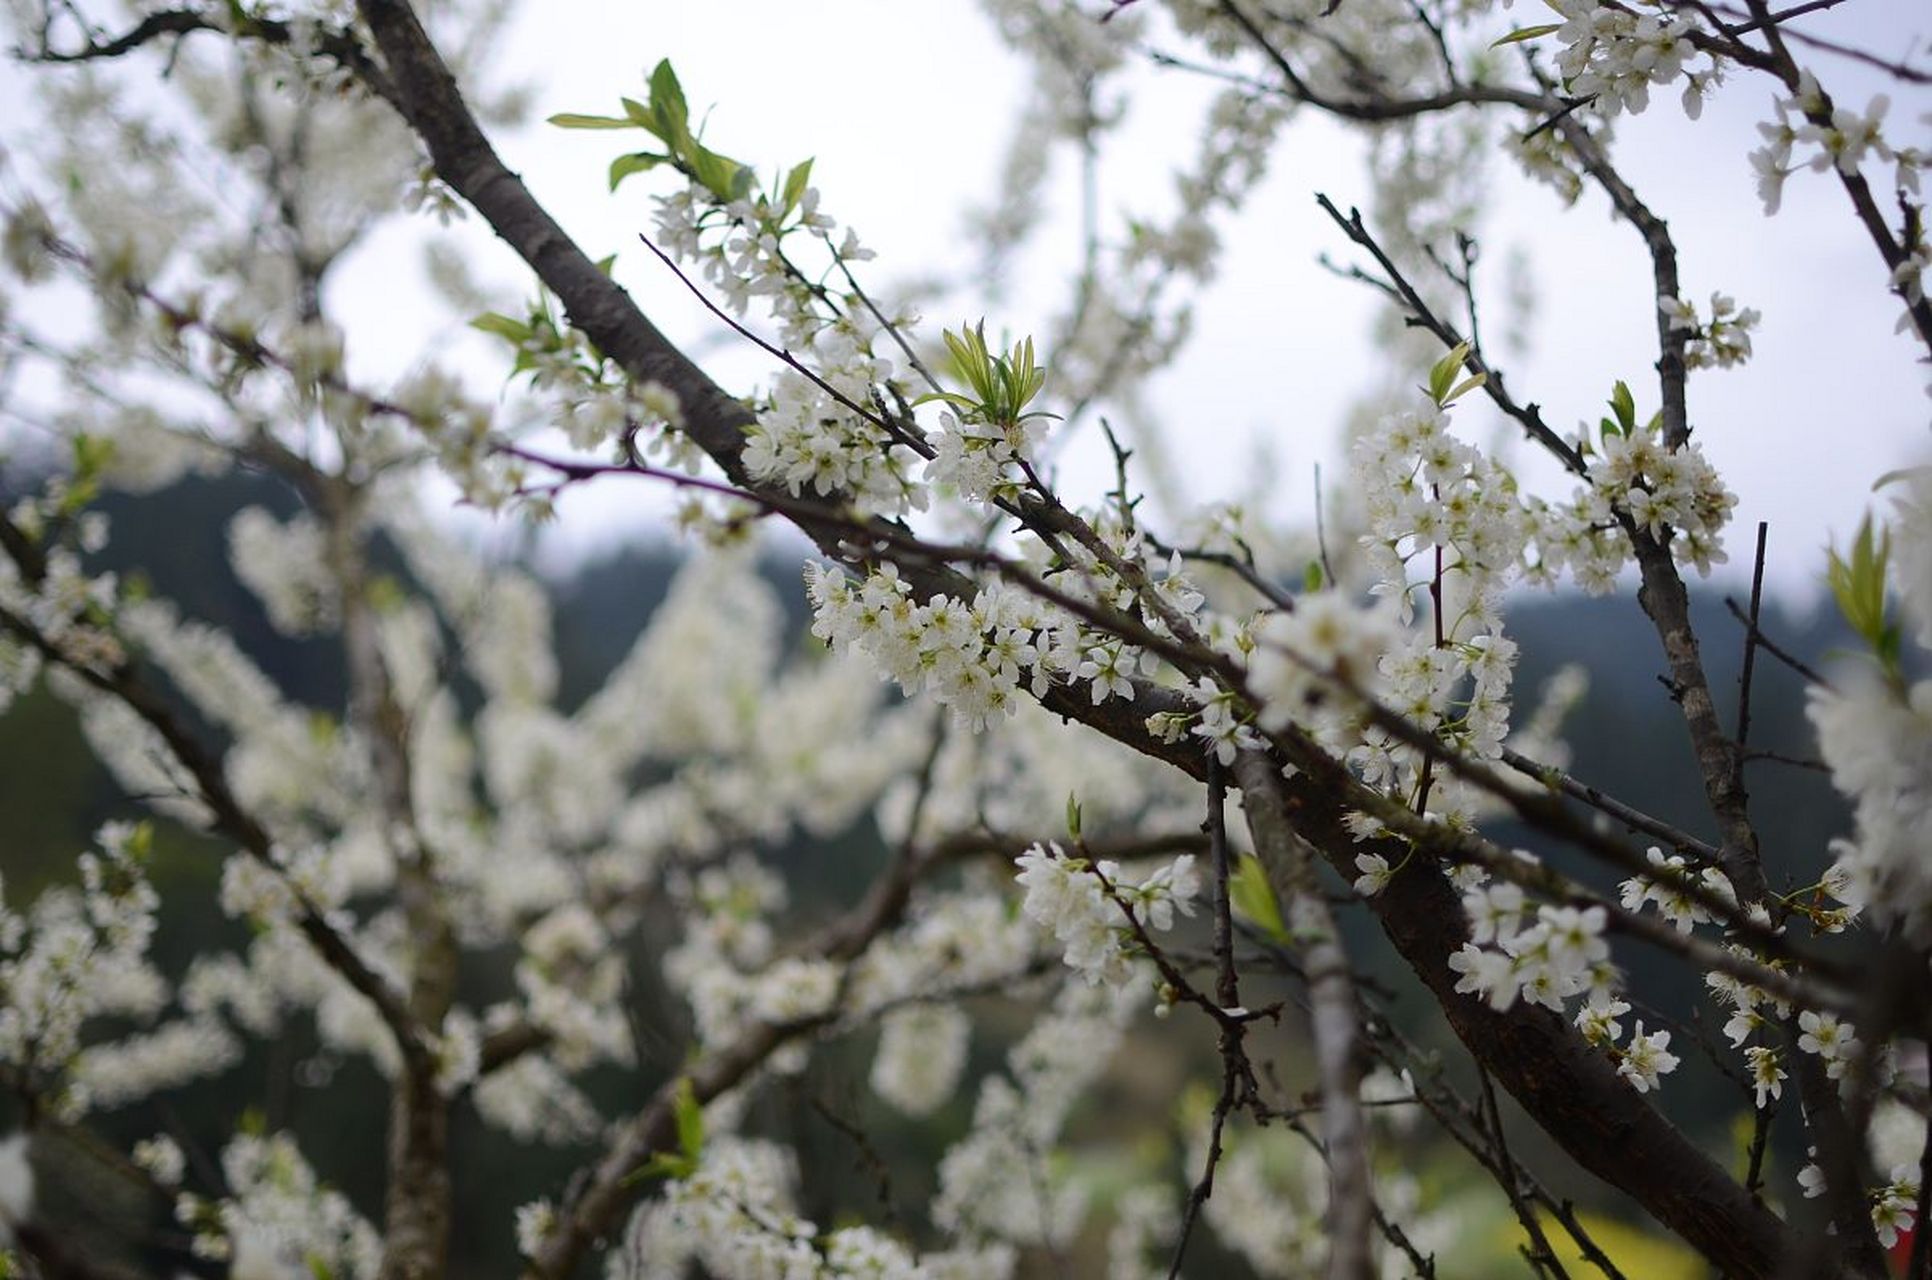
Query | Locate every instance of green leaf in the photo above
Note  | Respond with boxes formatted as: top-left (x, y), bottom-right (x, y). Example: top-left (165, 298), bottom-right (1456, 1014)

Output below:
top-left (728, 163), bottom-right (757, 202)
top-left (624, 1152), bottom-right (696, 1186)
top-left (547, 112), bottom-right (636, 131)
top-left (672, 1077), bottom-right (704, 1162)
top-left (68, 433), bottom-right (115, 507)
top-left (911, 390), bottom-right (980, 413)
top-left (1877, 624), bottom-right (1903, 671)
top-left (609, 152), bottom-right (668, 192)
top-left (1609, 380), bottom-right (1637, 433)
top-left (1443, 372), bottom-right (1487, 404)
top-left (469, 311), bottom-right (532, 344)
top-left (594, 254), bottom-right (618, 276)
top-left (688, 148), bottom-right (745, 202)
top-left (1426, 342), bottom-right (1471, 406)
top-left (928, 322), bottom-right (1051, 428)
top-left (1491, 21), bottom-right (1562, 46)
top-left (782, 158), bottom-right (815, 215)
top-left (1066, 793), bottom-right (1083, 839)
top-left (649, 59), bottom-right (691, 147)
top-left (618, 97), bottom-right (664, 139)
top-left (1303, 561), bottom-right (1324, 592)
top-left (1229, 854), bottom-right (1288, 943)
top-left (1826, 512), bottom-right (1894, 663)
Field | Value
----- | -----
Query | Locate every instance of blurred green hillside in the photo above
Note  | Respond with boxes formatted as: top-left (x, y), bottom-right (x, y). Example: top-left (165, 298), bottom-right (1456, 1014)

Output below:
top-left (0, 471), bottom-right (1856, 1276)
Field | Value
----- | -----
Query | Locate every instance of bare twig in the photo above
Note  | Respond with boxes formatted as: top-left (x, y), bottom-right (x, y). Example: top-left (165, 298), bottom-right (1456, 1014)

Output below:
top-left (1726, 597), bottom-right (1829, 688)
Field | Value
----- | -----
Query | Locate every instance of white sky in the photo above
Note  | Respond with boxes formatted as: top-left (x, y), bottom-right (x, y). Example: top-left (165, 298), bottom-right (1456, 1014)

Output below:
top-left (432, 0), bottom-right (1931, 601)
top-left (6, 1), bottom-right (1931, 600)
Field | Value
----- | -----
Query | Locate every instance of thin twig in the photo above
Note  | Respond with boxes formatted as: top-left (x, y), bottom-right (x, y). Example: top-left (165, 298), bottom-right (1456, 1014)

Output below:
top-left (1724, 598), bottom-right (1829, 688)
top-left (1313, 195), bottom-right (1585, 474)
top-left (1736, 522), bottom-right (1770, 749)
top-left (1741, 748), bottom-right (1829, 773)
top-left (1314, 463), bottom-right (1337, 590)
top-left (1500, 749), bottom-right (1719, 863)
top-left (1480, 1065), bottom-right (1571, 1279)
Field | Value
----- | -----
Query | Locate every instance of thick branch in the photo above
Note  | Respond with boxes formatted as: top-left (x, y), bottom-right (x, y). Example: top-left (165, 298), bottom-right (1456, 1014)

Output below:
top-left (1275, 764), bottom-right (1851, 1279)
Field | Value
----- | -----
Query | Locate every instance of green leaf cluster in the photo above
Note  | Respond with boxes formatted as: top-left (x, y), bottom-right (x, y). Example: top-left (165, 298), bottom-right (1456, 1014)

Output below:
top-left (1424, 343), bottom-right (1486, 407)
top-left (1827, 513), bottom-right (1901, 674)
top-left (468, 302), bottom-right (567, 380)
top-left (468, 269), bottom-right (615, 388)
top-left (917, 322), bottom-right (1052, 430)
top-left (551, 59), bottom-right (755, 200)
top-left (1594, 380), bottom-right (1662, 443)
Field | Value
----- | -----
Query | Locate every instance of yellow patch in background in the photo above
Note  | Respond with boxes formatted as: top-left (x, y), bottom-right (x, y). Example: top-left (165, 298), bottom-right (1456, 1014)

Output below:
top-left (1505, 1209), bottom-right (1707, 1280)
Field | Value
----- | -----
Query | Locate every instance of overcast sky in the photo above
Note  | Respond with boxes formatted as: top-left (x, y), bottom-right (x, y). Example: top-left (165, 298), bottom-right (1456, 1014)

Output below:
top-left (7, 1), bottom-right (1931, 601)
top-left (412, 0), bottom-right (1928, 602)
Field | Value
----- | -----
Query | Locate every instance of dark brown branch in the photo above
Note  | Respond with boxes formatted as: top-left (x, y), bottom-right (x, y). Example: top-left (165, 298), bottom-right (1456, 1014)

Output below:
top-left (17, 6), bottom-right (400, 108)
top-left (1295, 785), bottom-right (1845, 1278)
top-left (1725, 597), bottom-right (1829, 688)
top-left (1501, 748), bottom-right (1721, 863)
top-left (1736, 521), bottom-right (1771, 748)
top-left (1314, 196), bottom-right (1585, 474)
top-left (1738, 6), bottom-right (1932, 355)
top-left (1481, 1065), bottom-right (1572, 1278)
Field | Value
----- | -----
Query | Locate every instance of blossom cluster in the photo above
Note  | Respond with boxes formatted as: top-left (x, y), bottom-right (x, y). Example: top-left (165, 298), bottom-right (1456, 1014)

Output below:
top-left (0, 823), bottom-right (206, 1120)
top-left (1548, 0), bottom-right (1707, 119)
top-left (924, 407), bottom-right (1046, 505)
top-left (605, 1134), bottom-right (1016, 1280)
top-left (931, 981), bottom-right (1142, 1249)
top-left (1013, 842), bottom-right (1201, 989)
top-left (1747, 71), bottom-right (1923, 242)
top-left (1808, 663), bottom-right (1932, 943)
top-left (808, 564), bottom-right (1069, 732)
top-left (1618, 845), bottom-right (1738, 934)
top-left (1797, 1115), bottom-right (1924, 1250)
top-left (648, 182), bottom-right (925, 518)
top-left (1578, 411), bottom-right (1737, 579)
top-left (1659, 291), bottom-right (1761, 370)
top-left (1446, 861), bottom-right (1682, 1092)
top-left (174, 1131), bottom-right (380, 1276)
top-left (1341, 404), bottom-right (1533, 821)
top-left (1247, 589), bottom-right (1401, 731)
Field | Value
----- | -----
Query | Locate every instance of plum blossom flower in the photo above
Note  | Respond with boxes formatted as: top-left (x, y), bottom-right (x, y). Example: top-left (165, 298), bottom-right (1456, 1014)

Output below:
top-left (1617, 1022), bottom-right (1679, 1092)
